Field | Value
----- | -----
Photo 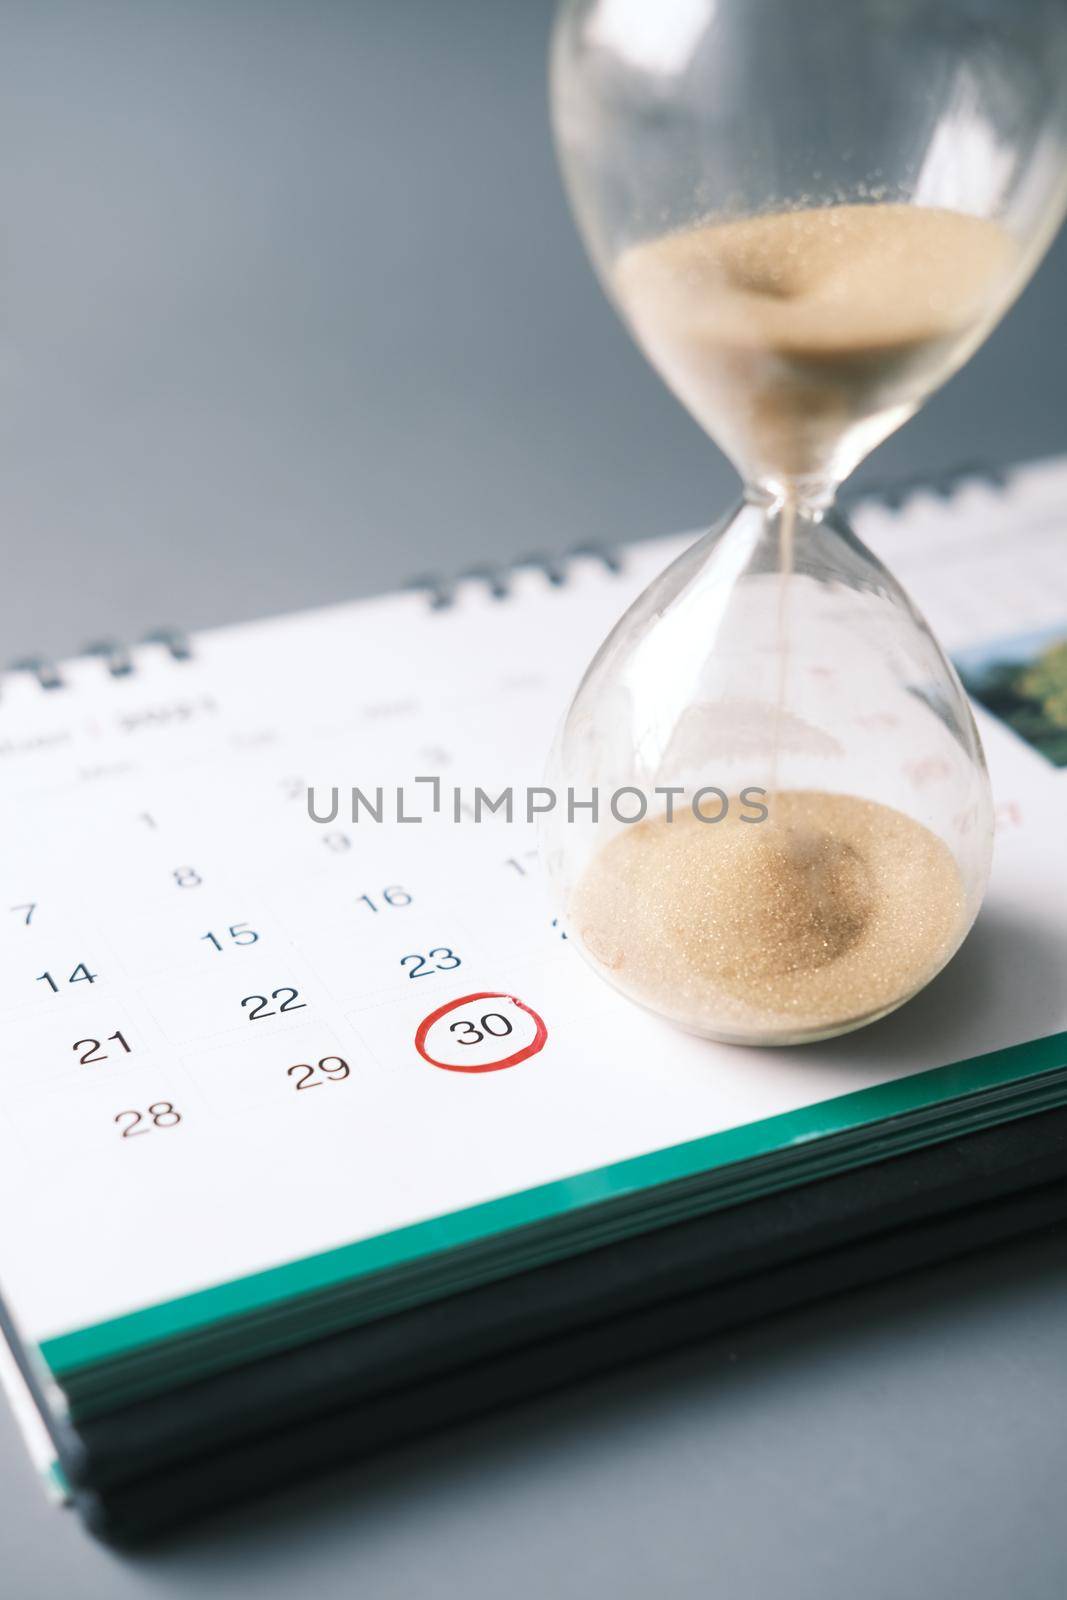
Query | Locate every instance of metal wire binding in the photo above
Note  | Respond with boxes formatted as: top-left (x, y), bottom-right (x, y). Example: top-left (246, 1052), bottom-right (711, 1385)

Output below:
top-left (408, 466), bottom-right (1011, 609)
top-left (9, 656), bottom-right (64, 690)
top-left (847, 461), bottom-right (1008, 512)
top-left (142, 627), bottom-right (192, 661)
top-left (409, 540), bottom-right (623, 610)
top-left (1, 468), bottom-right (1011, 683)
top-left (5, 627), bottom-right (193, 692)
top-left (83, 639), bottom-right (134, 677)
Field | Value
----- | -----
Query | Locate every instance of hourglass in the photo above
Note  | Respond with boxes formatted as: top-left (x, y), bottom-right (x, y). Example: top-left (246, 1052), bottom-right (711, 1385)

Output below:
top-left (543, 0), bottom-right (1067, 1045)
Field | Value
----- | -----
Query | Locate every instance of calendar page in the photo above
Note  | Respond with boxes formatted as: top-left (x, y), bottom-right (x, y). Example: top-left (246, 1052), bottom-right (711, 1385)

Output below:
top-left (1, 461), bottom-right (1066, 1399)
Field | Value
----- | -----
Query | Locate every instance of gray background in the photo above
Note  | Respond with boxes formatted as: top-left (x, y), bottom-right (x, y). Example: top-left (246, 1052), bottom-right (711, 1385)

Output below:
top-left (1, 2), bottom-right (1065, 1596)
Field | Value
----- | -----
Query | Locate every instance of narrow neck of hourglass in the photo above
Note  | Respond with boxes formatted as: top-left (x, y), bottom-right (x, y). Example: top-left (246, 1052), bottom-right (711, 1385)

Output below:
top-left (744, 475), bottom-right (838, 514)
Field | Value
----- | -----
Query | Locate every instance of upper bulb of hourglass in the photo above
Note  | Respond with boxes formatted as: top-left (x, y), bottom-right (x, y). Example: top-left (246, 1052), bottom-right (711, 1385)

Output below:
top-left (541, 498), bottom-right (993, 1045)
top-left (613, 205), bottom-right (1022, 495)
top-left (542, 0), bottom-right (1067, 1044)
top-left (552, 0), bottom-right (1067, 499)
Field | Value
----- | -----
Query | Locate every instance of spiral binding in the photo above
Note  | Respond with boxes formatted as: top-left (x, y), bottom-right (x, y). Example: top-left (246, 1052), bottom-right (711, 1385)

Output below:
top-left (842, 460), bottom-right (1007, 511)
top-left (408, 463), bottom-right (1009, 611)
top-left (7, 629), bottom-right (191, 692)
top-left (407, 542), bottom-right (624, 612)
top-left (0, 465), bottom-right (1011, 687)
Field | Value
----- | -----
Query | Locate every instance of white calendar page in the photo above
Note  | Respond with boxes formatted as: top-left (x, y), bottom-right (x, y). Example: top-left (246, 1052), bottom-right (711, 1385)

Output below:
top-left (0, 461), bottom-right (1065, 1391)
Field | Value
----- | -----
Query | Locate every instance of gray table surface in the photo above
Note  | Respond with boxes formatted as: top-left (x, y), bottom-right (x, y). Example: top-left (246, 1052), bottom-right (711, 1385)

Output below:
top-left (2, 5), bottom-right (1065, 1596)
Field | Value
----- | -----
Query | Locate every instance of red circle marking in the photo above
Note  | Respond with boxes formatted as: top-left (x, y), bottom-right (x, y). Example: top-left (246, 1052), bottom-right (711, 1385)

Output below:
top-left (414, 992), bottom-right (548, 1073)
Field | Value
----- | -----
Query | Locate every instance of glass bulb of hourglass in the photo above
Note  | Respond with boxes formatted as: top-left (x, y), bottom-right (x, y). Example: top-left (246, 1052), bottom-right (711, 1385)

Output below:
top-left (544, 0), bottom-right (1067, 1044)
top-left (613, 204), bottom-right (1019, 495)
top-left (542, 497), bottom-right (992, 1044)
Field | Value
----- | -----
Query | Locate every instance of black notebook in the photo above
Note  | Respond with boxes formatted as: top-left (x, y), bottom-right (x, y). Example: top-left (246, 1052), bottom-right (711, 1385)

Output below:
top-left (1, 460), bottom-right (1066, 1539)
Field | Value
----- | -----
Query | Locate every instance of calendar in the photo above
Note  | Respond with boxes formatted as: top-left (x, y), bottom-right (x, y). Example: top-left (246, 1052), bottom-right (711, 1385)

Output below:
top-left (1, 462), bottom-right (1066, 1441)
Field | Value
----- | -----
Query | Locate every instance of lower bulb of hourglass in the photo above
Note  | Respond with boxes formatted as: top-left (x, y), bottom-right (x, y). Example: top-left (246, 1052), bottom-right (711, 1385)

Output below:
top-left (541, 495), bottom-right (993, 1046)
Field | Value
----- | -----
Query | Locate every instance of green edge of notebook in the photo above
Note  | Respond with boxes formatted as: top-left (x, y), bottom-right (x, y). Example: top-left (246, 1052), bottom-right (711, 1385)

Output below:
top-left (38, 1028), bottom-right (1067, 1386)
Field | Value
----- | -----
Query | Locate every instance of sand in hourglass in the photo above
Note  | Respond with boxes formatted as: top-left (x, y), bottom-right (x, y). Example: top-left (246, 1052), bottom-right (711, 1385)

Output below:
top-left (575, 203), bottom-right (994, 1038)
top-left (571, 793), bottom-right (965, 1042)
top-left (614, 203), bottom-right (1019, 486)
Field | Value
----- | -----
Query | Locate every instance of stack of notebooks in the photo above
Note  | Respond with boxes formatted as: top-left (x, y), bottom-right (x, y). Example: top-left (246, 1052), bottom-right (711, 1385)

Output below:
top-left (0, 460), bottom-right (1065, 1540)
